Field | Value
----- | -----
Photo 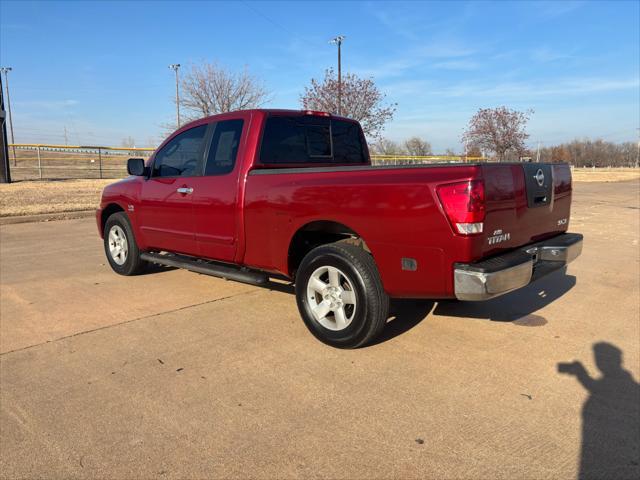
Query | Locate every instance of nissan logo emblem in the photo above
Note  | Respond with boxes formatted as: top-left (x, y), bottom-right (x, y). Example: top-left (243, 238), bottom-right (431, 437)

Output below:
top-left (534, 169), bottom-right (545, 187)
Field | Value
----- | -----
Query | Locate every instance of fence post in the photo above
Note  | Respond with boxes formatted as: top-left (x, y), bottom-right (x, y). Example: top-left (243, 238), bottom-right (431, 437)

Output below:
top-left (98, 148), bottom-right (103, 179)
top-left (37, 146), bottom-right (42, 179)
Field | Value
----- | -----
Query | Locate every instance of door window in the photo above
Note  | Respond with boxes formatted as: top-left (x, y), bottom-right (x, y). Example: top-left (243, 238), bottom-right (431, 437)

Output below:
top-left (152, 125), bottom-right (207, 177)
top-left (204, 119), bottom-right (244, 175)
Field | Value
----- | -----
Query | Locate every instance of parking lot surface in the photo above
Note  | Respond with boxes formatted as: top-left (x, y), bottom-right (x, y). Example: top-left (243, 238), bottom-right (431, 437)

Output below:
top-left (1, 181), bottom-right (639, 479)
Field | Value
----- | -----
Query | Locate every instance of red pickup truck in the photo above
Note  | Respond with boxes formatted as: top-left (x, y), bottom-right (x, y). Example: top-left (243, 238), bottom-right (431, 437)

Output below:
top-left (97, 109), bottom-right (582, 348)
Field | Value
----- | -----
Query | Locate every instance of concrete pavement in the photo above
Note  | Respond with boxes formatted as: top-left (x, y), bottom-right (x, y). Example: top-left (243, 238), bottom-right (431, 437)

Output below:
top-left (1, 181), bottom-right (638, 479)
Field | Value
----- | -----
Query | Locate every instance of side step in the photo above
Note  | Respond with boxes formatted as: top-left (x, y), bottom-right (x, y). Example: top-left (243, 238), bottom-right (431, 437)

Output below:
top-left (140, 252), bottom-right (269, 286)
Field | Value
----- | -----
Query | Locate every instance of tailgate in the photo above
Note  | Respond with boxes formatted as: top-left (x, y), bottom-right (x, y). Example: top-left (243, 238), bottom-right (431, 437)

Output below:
top-left (473, 162), bottom-right (572, 259)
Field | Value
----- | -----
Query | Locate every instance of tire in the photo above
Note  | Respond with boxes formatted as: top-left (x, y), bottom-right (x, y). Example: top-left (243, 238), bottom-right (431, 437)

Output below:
top-left (103, 212), bottom-right (147, 276)
top-left (295, 242), bottom-right (389, 349)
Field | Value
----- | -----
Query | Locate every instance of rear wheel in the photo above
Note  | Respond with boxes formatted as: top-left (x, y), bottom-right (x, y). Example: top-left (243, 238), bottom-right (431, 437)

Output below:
top-left (295, 242), bottom-right (389, 348)
top-left (104, 212), bottom-right (147, 276)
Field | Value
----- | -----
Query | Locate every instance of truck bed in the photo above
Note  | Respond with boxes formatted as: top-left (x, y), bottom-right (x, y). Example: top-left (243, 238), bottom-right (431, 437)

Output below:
top-left (242, 162), bottom-right (571, 298)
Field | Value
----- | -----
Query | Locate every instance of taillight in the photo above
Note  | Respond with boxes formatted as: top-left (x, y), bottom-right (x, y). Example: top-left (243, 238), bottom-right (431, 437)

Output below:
top-left (553, 164), bottom-right (572, 195)
top-left (302, 110), bottom-right (331, 117)
top-left (437, 180), bottom-right (486, 235)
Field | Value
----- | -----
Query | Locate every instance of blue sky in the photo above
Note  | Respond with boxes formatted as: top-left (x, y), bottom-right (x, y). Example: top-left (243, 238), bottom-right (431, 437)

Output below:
top-left (1, 0), bottom-right (638, 151)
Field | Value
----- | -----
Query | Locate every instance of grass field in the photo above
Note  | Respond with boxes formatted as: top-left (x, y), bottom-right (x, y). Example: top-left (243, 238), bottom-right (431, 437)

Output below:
top-left (0, 179), bottom-right (113, 217)
top-left (1, 168), bottom-right (638, 218)
top-left (570, 167), bottom-right (640, 182)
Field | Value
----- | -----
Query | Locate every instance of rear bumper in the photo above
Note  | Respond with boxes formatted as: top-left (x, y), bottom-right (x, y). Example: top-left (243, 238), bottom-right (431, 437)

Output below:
top-left (454, 233), bottom-right (583, 301)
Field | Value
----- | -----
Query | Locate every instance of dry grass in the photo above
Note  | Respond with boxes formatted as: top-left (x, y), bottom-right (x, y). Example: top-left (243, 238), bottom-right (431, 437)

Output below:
top-left (571, 167), bottom-right (640, 182)
top-left (0, 179), bottom-right (113, 217)
top-left (1, 168), bottom-right (638, 217)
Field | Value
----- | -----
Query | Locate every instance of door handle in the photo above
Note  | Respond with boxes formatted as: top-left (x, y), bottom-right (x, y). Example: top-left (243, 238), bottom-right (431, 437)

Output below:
top-left (176, 187), bottom-right (194, 195)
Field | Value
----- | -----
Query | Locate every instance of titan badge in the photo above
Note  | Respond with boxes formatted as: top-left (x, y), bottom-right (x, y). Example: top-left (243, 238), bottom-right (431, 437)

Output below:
top-left (488, 229), bottom-right (511, 245)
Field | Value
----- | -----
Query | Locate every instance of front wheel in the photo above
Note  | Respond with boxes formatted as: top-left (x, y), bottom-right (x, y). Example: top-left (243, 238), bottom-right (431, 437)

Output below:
top-left (295, 243), bottom-right (389, 348)
top-left (104, 212), bottom-right (147, 276)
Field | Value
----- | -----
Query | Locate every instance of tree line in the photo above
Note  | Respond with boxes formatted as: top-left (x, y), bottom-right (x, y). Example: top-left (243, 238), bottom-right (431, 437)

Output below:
top-left (536, 139), bottom-right (638, 167)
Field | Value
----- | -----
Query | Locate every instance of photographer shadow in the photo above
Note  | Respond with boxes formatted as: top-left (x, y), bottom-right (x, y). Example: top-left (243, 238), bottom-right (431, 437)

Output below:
top-left (433, 267), bottom-right (576, 324)
top-left (559, 343), bottom-right (640, 479)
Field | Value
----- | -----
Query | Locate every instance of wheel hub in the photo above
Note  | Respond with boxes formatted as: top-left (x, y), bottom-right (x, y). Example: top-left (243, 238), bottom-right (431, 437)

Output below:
top-left (306, 266), bottom-right (357, 331)
top-left (322, 285), bottom-right (344, 309)
top-left (107, 225), bottom-right (128, 266)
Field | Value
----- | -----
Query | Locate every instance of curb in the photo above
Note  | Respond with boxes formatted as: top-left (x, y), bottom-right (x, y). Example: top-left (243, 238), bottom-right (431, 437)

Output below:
top-left (0, 210), bottom-right (96, 225)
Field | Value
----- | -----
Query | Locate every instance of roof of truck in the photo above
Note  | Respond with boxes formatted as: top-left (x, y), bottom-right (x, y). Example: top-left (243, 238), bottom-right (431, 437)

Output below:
top-left (186, 109), bottom-right (354, 124)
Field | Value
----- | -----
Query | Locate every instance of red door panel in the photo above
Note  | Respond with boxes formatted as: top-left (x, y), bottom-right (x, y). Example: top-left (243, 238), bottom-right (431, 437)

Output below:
top-left (192, 118), bottom-right (246, 263)
top-left (190, 176), bottom-right (238, 262)
top-left (138, 177), bottom-right (198, 255)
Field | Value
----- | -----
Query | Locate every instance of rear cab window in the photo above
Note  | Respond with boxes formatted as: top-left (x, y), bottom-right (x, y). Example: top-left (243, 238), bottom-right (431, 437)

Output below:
top-left (259, 114), bottom-right (368, 165)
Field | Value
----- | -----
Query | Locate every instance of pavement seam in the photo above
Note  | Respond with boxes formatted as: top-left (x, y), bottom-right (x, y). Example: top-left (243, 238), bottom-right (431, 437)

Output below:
top-left (0, 289), bottom-right (261, 357)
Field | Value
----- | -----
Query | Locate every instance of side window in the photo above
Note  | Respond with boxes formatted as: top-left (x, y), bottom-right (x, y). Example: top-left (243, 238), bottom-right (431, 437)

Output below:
top-left (152, 125), bottom-right (207, 177)
top-left (204, 119), bottom-right (244, 175)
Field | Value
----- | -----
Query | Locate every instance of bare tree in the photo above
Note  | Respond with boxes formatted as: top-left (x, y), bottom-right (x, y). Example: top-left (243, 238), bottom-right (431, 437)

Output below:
top-left (462, 106), bottom-right (532, 161)
top-left (444, 148), bottom-right (457, 156)
top-left (404, 137), bottom-right (432, 156)
top-left (300, 68), bottom-right (396, 139)
top-left (467, 145), bottom-right (482, 157)
top-left (180, 62), bottom-right (271, 120)
top-left (370, 138), bottom-right (405, 155)
top-left (121, 136), bottom-right (136, 148)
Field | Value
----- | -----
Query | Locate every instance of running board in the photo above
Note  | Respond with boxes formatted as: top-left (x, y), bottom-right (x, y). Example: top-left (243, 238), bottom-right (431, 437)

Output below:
top-left (140, 252), bottom-right (269, 286)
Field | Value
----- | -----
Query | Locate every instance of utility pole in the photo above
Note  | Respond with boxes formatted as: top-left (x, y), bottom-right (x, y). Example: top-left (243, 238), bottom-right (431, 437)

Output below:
top-left (64, 126), bottom-right (68, 145)
top-left (329, 36), bottom-right (345, 115)
top-left (536, 141), bottom-right (541, 163)
top-left (169, 64), bottom-right (181, 128)
top-left (0, 71), bottom-right (11, 183)
top-left (0, 67), bottom-right (16, 166)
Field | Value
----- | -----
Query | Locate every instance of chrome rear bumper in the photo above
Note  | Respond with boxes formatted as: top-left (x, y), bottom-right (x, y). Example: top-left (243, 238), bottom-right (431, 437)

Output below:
top-left (454, 233), bottom-right (583, 301)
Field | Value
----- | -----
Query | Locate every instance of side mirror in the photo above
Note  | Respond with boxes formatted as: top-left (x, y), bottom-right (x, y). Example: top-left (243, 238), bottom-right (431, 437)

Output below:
top-left (127, 158), bottom-right (146, 176)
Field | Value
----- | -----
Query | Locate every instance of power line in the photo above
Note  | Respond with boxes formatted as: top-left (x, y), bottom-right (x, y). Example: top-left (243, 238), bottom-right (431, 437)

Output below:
top-left (240, 1), bottom-right (319, 49)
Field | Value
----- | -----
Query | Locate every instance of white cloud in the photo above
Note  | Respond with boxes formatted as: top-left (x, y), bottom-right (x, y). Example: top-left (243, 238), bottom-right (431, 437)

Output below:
top-left (441, 78), bottom-right (639, 98)
top-left (533, 0), bottom-right (585, 19)
top-left (530, 47), bottom-right (576, 63)
top-left (383, 77), bottom-right (640, 100)
top-left (352, 38), bottom-right (479, 79)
